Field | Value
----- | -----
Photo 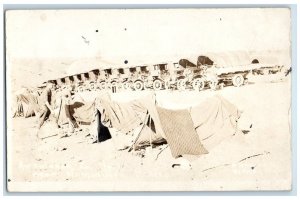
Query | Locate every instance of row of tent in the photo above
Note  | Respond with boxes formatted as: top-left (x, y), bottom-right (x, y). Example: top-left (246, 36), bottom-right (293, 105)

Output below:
top-left (12, 88), bottom-right (39, 118)
top-left (12, 87), bottom-right (241, 158)
top-left (68, 92), bottom-right (241, 158)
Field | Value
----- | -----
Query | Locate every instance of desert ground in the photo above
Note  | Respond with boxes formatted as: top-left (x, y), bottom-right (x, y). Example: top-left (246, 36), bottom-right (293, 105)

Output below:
top-left (7, 74), bottom-right (292, 192)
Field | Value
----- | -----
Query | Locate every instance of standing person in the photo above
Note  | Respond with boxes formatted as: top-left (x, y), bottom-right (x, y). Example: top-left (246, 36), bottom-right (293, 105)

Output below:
top-left (56, 87), bottom-right (78, 137)
top-left (37, 82), bottom-right (54, 129)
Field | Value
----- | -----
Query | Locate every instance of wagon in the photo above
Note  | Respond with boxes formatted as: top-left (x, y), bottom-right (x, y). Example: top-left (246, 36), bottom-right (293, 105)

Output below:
top-left (96, 68), bottom-right (112, 90)
top-left (143, 63), bottom-right (172, 90)
top-left (176, 67), bottom-right (205, 91)
top-left (203, 63), bottom-right (282, 89)
top-left (109, 68), bottom-right (130, 92)
top-left (124, 66), bottom-right (149, 91)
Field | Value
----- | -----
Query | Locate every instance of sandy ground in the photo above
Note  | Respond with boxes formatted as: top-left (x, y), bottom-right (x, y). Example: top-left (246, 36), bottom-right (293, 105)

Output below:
top-left (7, 74), bottom-right (292, 191)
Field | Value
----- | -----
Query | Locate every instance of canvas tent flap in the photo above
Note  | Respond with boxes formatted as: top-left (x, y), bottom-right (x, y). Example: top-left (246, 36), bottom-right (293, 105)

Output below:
top-left (96, 95), bottom-right (144, 134)
top-left (56, 99), bottom-right (83, 126)
top-left (73, 101), bottom-right (96, 123)
top-left (15, 91), bottom-right (39, 118)
top-left (129, 100), bottom-right (148, 121)
top-left (190, 95), bottom-right (240, 151)
top-left (72, 92), bottom-right (148, 133)
top-left (23, 103), bottom-right (36, 118)
top-left (87, 110), bottom-right (112, 143)
top-left (12, 102), bottom-right (23, 117)
top-left (135, 94), bottom-right (166, 138)
top-left (133, 124), bottom-right (166, 150)
top-left (156, 107), bottom-right (208, 158)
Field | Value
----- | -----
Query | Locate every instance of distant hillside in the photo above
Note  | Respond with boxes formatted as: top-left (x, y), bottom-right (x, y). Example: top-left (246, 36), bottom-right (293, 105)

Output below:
top-left (7, 58), bottom-right (71, 92)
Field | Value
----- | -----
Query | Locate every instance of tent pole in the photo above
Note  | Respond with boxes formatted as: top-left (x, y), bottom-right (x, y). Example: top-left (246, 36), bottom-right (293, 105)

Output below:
top-left (128, 112), bottom-right (149, 152)
top-left (56, 98), bottom-right (63, 125)
top-left (149, 116), bottom-right (153, 149)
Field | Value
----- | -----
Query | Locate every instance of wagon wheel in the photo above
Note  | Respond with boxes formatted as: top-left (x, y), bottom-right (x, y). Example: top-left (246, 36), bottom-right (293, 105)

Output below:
top-left (117, 82), bottom-right (123, 90)
top-left (177, 79), bottom-right (186, 91)
top-left (232, 74), bottom-right (244, 87)
top-left (106, 82), bottom-right (112, 89)
top-left (111, 81), bottom-right (118, 88)
top-left (263, 69), bottom-right (270, 75)
top-left (209, 80), bottom-right (218, 90)
top-left (78, 86), bottom-right (84, 92)
top-left (134, 80), bottom-right (144, 91)
top-left (153, 79), bottom-right (163, 90)
top-left (219, 83), bottom-right (225, 90)
top-left (99, 81), bottom-right (106, 90)
top-left (89, 83), bottom-right (96, 91)
top-left (109, 81), bottom-right (117, 93)
top-left (95, 83), bottom-right (101, 91)
top-left (164, 80), bottom-right (170, 90)
top-left (192, 78), bottom-right (205, 91)
top-left (122, 82), bottom-right (131, 90)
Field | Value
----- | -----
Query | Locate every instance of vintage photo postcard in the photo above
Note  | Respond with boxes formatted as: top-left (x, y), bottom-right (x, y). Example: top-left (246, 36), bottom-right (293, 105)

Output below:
top-left (5, 8), bottom-right (292, 192)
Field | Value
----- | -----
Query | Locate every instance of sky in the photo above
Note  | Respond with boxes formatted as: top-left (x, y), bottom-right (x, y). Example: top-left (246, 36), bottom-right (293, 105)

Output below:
top-left (6, 8), bottom-right (291, 65)
top-left (5, 8), bottom-right (291, 89)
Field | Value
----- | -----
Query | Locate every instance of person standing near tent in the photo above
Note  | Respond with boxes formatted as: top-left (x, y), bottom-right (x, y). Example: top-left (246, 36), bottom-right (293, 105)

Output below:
top-left (37, 82), bottom-right (54, 129)
top-left (55, 86), bottom-right (79, 137)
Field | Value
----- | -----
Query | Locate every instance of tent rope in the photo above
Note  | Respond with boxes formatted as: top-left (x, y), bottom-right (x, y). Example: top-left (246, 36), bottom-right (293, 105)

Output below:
top-left (202, 151), bottom-right (270, 172)
top-left (128, 112), bottom-right (150, 152)
top-left (155, 144), bottom-right (169, 161)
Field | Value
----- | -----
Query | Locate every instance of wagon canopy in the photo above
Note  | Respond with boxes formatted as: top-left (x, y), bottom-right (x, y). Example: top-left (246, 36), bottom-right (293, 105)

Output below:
top-left (179, 59), bottom-right (197, 68)
top-left (198, 51), bottom-right (253, 67)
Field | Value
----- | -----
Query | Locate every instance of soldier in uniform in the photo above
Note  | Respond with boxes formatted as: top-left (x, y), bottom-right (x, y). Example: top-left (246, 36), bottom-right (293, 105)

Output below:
top-left (55, 86), bottom-right (79, 137)
top-left (37, 82), bottom-right (54, 129)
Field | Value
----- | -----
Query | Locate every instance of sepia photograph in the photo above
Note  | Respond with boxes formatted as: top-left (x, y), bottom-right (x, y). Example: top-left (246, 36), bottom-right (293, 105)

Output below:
top-left (5, 8), bottom-right (292, 192)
